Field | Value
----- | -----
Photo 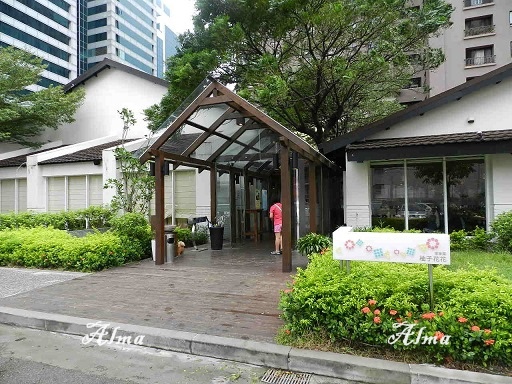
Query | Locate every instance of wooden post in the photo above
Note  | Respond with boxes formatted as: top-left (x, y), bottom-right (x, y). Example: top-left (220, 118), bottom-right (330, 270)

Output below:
top-left (280, 141), bottom-right (292, 272)
top-left (229, 171), bottom-right (237, 243)
top-left (154, 152), bottom-right (165, 265)
top-left (243, 171), bottom-right (250, 237)
top-left (210, 165), bottom-right (217, 222)
top-left (309, 163), bottom-right (317, 233)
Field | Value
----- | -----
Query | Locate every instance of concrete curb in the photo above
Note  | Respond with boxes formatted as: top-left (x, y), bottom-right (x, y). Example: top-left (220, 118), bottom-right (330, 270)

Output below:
top-left (0, 306), bottom-right (510, 384)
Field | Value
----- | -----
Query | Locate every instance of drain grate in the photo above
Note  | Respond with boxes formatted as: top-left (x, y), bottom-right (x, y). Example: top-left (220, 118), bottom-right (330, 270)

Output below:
top-left (260, 369), bottom-right (311, 384)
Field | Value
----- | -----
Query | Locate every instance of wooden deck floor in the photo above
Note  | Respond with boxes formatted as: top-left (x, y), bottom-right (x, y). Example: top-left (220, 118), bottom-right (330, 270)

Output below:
top-left (0, 239), bottom-right (308, 342)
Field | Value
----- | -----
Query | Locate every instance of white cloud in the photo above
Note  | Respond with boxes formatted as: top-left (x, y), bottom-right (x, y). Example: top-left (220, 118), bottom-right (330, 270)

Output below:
top-left (168, 0), bottom-right (196, 35)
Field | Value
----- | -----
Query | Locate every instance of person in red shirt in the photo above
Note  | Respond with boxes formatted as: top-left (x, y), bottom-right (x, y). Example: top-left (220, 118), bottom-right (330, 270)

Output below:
top-left (269, 200), bottom-right (283, 255)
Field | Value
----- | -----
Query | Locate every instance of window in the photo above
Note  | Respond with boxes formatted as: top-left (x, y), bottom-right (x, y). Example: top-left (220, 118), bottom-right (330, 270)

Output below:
top-left (370, 159), bottom-right (485, 232)
top-left (88, 32), bottom-right (107, 43)
top-left (87, 18), bottom-right (107, 29)
top-left (465, 45), bottom-right (495, 66)
top-left (510, 11), bottom-right (512, 25)
top-left (463, 0), bottom-right (493, 7)
top-left (88, 4), bottom-right (106, 15)
top-left (404, 77), bottom-right (422, 89)
top-left (464, 15), bottom-right (494, 36)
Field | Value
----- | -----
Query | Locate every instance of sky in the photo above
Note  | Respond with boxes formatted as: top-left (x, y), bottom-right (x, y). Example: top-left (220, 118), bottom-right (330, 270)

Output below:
top-left (168, 0), bottom-right (196, 35)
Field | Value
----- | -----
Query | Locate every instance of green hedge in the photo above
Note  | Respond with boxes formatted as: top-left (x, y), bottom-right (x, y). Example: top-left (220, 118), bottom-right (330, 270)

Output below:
top-left (0, 206), bottom-right (114, 231)
top-left (279, 251), bottom-right (512, 367)
top-left (0, 213), bottom-right (152, 271)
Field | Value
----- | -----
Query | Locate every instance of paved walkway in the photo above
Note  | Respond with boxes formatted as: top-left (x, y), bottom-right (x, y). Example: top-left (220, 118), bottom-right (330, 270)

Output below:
top-left (0, 239), bottom-right (307, 343)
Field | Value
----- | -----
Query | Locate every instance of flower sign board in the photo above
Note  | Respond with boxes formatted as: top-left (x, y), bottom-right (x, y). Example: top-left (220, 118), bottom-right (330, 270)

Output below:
top-left (333, 228), bottom-right (450, 265)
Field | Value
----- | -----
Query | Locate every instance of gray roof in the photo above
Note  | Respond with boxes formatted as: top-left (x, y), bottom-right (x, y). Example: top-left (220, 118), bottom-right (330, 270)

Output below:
top-left (0, 146), bottom-right (67, 168)
top-left (347, 129), bottom-right (512, 150)
top-left (39, 140), bottom-right (135, 165)
top-left (64, 58), bottom-right (168, 92)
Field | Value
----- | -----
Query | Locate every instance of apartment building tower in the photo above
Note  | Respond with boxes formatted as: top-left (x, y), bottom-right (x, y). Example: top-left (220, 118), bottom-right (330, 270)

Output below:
top-left (400, 0), bottom-right (512, 103)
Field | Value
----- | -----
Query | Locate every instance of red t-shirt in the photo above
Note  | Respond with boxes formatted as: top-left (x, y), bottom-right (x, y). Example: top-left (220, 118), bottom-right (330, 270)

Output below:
top-left (270, 203), bottom-right (282, 225)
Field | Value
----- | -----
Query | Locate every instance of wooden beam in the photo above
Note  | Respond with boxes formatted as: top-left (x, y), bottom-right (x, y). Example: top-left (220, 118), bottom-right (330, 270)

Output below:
top-left (183, 108), bottom-right (236, 156)
top-left (198, 95), bottom-right (233, 106)
top-left (309, 163), bottom-right (317, 233)
top-left (280, 142), bottom-right (292, 273)
top-left (210, 165), bottom-right (217, 222)
top-left (206, 123), bottom-right (252, 162)
top-left (229, 171), bottom-right (237, 243)
top-left (140, 81), bottom-right (218, 163)
top-left (154, 152), bottom-right (165, 265)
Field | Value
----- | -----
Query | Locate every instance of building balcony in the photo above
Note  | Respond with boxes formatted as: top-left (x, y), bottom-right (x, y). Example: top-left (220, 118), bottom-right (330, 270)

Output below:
top-left (465, 55), bottom-right (495, 66)
top-left (464, 25), bottom-right (495, 37)
top-left (463, 0), bottom-right (493, 8)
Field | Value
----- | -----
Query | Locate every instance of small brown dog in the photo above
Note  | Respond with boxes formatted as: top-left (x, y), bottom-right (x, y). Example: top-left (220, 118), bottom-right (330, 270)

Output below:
top-left (176, 241), bottom-right (185, 256)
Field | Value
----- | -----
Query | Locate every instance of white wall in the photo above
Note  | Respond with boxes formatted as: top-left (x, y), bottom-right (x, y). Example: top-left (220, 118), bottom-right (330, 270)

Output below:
top-left (490, 154), bottom-right (512, 217)
top-left (371, 77), bottom-right (512, 140)
top-left (41, 69), bottom-right (168, 145)
top-left (344, 159), bottom-right (371, 228)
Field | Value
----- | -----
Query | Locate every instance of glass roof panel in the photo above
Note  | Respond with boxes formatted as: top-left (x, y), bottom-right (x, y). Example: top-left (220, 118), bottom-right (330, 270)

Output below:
top-left (217, 160), bottom-right (250, 169)
top-left (191, 136), bottom-right (228, 161)
top-left (222, 142), bottom-right (246, 157)
top-left (235, 129), bottom-right (264, 147)
top-left (189, 105), bottom-right (230, 128)
top-left (215, 118), bottom-right (241, 137)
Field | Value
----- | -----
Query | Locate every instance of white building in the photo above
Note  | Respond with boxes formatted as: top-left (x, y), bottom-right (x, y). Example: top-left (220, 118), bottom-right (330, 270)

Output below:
top-left (321, 62), bottom-right (512, 233)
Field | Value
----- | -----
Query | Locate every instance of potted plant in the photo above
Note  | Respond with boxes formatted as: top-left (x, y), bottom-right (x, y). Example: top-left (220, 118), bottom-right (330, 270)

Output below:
top-left (209, 213), bottom-right (227, 250)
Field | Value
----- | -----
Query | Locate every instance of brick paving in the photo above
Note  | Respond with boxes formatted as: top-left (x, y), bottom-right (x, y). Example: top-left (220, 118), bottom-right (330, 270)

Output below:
top-left (0, 240), bottom-right (307, 343)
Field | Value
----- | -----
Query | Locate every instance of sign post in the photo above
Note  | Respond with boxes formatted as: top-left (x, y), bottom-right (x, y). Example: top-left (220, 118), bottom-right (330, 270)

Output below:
top-left (333, 228), bottom-right (450, 309)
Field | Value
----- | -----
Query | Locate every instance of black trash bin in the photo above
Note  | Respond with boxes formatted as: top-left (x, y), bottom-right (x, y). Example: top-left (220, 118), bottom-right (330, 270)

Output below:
top-left (209, 226), bottom-right (224, 250)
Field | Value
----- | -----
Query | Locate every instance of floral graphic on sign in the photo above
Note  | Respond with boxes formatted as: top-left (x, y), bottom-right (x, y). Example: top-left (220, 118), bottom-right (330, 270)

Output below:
top-left (345, 240), bottom-right (355, 250)
top-left (374, 248), bottom-right (384, 258)
top-left (356, 239), bottom-right (364, 247)
top-left (418, 244), bottom-right (428, 253)
top-left (406, 247), bottom-right (415, 256)
top-left (366, 245), bottom-right (373, 252)
top-left (427, 237), bottom-right (440, 250)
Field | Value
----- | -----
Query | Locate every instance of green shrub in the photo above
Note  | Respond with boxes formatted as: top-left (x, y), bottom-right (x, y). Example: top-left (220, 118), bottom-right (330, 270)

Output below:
top-left (0, 207), bottom-right (114, 231)
top-left (296, 233), bottom-right (332, 258)
top-left (279, 250), bottom-right (512, 367)
top-left (174, 226), bottom-right (208, 247)
top-left (450, 230), bottom-right (468, 251)
top-left (110, 213), bottom-right (152, 260)
top-left (491, 211), bottom-right (512, 252)
top-left (0, 227), bottom-right (125, 271)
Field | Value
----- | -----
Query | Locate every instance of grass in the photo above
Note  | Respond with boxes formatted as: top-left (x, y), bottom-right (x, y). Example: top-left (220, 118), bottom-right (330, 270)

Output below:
top-left (449, 250), bottom-right (512, 281)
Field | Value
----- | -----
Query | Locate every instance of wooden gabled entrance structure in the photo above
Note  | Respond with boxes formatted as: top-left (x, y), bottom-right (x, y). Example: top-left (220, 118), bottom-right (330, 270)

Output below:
top-left (139, 77), bottom-right (338, 272)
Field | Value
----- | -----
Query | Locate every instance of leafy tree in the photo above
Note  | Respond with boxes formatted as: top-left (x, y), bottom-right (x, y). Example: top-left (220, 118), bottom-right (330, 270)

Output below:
top-left (104, 109), bottom-right (154, 216)
top-left (146, 0), bottom-right (453, 145)
top-left (0, 46), bottom-right (85, 147)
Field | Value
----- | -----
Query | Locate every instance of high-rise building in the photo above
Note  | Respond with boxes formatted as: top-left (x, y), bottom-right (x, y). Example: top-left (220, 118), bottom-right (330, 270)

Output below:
top-left (0, 0), bottom-right (78, 88)
top-left (429, 0), bottom-right (512, 96)
top-left (399, 0), bottom-right (512, 104)
top-left (0, 0), bottom-right (179, 84)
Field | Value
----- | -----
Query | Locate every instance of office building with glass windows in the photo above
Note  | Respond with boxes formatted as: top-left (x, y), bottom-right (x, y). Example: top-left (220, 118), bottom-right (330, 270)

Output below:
top-left (1, 0), bottom-right (179, 84)
top-left (0, 0), bottom-right (78, 88)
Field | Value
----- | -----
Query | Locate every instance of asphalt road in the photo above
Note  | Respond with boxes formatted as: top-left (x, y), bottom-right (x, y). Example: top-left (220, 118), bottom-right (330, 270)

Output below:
top-left (0, 324), bottom-right (354, 384)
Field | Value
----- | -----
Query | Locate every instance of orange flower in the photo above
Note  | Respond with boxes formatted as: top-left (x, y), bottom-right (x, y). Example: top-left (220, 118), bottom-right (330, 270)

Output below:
top-left (283, 289), bottom-right (293, 294)
top-left (284, 329), bottom-right (291, 335)
top-left (434, 331), bottom-right (445, 341)
top-left (414, 320), bottom-right (419, 324)
top-left (406, 312), bottom-right (412, 318)
top-left (457, 317), bottom-right (468, 323)
top-left (389, 310), bottom-right (397, 316)
top-left (484, 329), bottom-right (492, 334)
top-left (373, 316), bottom-right (381, 324)
top-left (368, 299), bottom-right (377, 305)
top-left (438, 312), bottom-right (444, 317)
top-left (374, 309), bottom-right (381, 315)
top-left (396, 318), bottom-right (403, 323)
top-left (421, 312), bottom-right (436, 320)
top-left (484, 339), bottom-right (495, 346)
top-left (471, 325), bottom-right (480, 332)
top-left (362, 307), bottom-right (371, 314)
